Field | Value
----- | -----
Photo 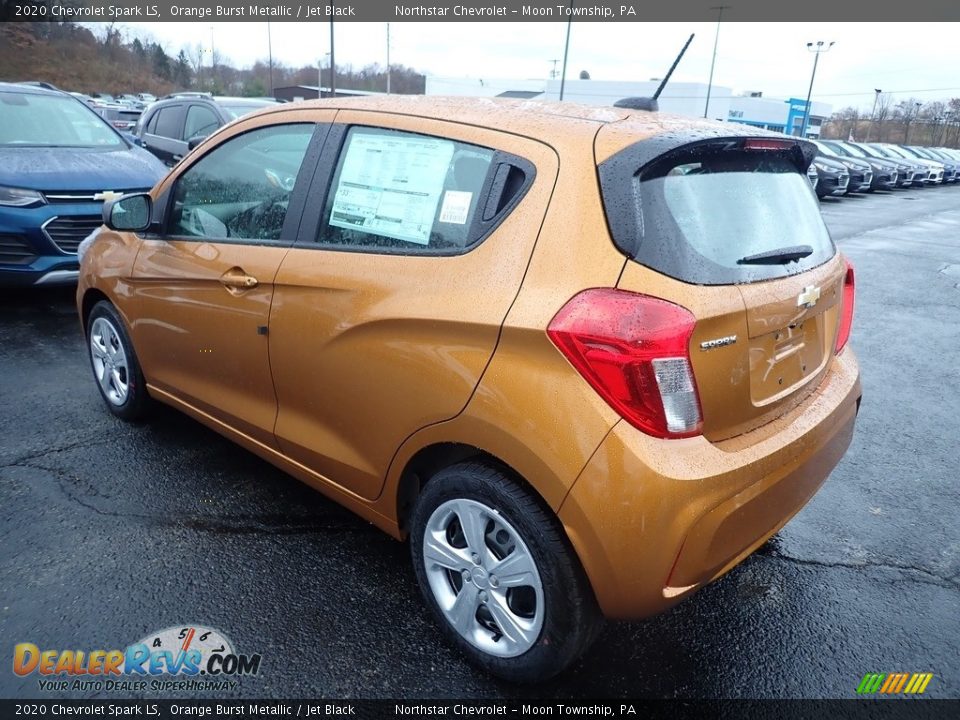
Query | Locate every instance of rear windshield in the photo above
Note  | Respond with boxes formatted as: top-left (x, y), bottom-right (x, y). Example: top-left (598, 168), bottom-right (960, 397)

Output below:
top-left (600, 143), bottom-right (835, 285)
top-left (100, 109), bottom-right (140, 121)
top-left (220, 102), bottom-right (277, 120)
top-left (0, 91), bottom-right (124, 149)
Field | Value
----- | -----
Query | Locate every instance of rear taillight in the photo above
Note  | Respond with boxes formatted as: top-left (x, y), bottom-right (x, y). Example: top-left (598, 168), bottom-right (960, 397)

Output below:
top-left (835, 259), bottom-right (855, 354)
top-left (547, 289), bottom-right (703, 439)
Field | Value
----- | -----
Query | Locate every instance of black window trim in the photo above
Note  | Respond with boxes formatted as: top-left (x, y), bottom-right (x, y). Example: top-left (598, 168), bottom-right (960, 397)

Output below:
top-left (148, 121), bottom-right (330, 249)
top-left (294, 123), bottom-right (536, 257)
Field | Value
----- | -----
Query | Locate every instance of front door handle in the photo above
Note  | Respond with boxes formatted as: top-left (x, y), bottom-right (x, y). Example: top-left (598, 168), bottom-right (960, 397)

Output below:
top-left (220, 268), bottom-right (259, 292)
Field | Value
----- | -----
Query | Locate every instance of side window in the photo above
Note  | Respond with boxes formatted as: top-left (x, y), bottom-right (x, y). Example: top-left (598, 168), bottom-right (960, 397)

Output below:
top-left (183, 105), bottom-right (220, 141)
top-left (153, 106), bottom-right (182, 139)
top-left (317, 126), bottom-right (495, 254)
top-left (169, 124), bottom-right (315, 243)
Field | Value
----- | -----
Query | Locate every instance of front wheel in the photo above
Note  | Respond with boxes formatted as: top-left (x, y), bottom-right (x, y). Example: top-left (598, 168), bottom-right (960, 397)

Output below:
top-left (410, 462), bottom-right (602, 682)
top-left (87, 300), bottom-right (150, 421)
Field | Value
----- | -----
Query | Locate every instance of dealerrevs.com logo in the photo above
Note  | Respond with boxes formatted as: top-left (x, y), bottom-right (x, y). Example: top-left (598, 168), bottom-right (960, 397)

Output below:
top-left (13, 625), bottom-right (262, 693)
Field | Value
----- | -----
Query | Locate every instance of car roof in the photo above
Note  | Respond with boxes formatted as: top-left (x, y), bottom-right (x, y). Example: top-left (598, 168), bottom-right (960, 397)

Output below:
top-left (0, 81), bottom-right (63, 97)
top-left (250, 95), bottom-right (767, 149)
top-left (294, 95), bottom-right (631, 126)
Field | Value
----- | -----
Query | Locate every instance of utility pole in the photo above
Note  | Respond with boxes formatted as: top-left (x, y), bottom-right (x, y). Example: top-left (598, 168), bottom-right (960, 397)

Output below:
top-left (704, 5), bottom-right (730, 119)
top-left (864, 88), bottom-right (881, 143)
top-left (329, 12), bottom-right (336, 97)
top-left (209, 26), bottom-right (216, 92)
top-left (801, 40), bottom-right (834, 138)
top-left (267, 22), bottom-right (274, 95)
top-left (386, 23), bottom-right (391, 94)
top-left (905, 101), bottom-right (922, 144)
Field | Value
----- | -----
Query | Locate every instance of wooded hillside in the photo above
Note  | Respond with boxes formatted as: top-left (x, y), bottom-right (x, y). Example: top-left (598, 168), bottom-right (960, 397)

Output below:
top-left (0, 22), bottom-right (426, 97)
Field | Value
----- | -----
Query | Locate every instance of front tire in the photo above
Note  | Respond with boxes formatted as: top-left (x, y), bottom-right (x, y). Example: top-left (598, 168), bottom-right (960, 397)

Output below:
top-left (87, 300), bottom-right (149, 421)
top-left (410, 462), bottom-right (602, 682)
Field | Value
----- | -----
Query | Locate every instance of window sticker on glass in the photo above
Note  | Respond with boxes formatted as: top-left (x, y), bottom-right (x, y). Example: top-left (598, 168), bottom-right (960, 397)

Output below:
top-left (329, 132), bottom-right (455, 246)
top-left (439, 190), bottom-right (472, 225)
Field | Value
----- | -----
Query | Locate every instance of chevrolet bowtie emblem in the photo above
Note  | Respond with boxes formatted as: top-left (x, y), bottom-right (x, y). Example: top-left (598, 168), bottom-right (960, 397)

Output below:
top-left (797, 285), bottom-right (821, 309)
top-left (93, 191), bottom-right (124, 203)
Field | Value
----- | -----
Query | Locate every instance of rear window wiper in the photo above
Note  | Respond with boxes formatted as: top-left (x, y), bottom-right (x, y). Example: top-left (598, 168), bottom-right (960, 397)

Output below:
top-left (737, 245), bottom-right (814, 265)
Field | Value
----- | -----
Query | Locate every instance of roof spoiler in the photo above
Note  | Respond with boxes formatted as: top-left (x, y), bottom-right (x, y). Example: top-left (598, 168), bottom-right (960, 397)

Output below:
top-left (614, 33), bottom-right (695, 113)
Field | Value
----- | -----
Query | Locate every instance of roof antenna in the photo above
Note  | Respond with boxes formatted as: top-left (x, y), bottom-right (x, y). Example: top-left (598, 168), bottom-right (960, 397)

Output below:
top-left (614, 33), bottom-right (695, 112)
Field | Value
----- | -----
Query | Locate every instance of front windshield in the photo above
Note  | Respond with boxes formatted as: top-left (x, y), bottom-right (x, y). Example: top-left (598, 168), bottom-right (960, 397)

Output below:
top-left (851, 143), bottom-right (882, 159)
top-left (835, 142), bottom-right (867, 158)
top-left (811, 140), bottom-right (836, 156)
top-left (0, 91), bottom-right (124, 148)
top-left (883, 146), bottom-right (913, 160)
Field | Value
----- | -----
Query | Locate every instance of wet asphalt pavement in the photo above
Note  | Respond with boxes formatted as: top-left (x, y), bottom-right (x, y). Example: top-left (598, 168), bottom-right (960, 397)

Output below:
top-left (1, 186), bottom-right (958, 700)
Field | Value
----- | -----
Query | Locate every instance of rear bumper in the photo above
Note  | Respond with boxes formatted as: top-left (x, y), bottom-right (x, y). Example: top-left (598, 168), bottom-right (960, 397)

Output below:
top-left (559, 349), bottom-right (861, 619)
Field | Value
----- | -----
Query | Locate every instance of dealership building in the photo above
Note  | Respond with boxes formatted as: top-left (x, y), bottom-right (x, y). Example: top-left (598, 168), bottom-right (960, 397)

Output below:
top-left (425, 77), bottom-right (832, 138)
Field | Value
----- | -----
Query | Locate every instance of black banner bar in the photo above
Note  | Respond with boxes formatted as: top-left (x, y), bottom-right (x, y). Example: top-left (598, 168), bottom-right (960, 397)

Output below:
top-left (1, 700), bottom-right (958, 720)
top-left (2, 0), bottom-right (960, 22)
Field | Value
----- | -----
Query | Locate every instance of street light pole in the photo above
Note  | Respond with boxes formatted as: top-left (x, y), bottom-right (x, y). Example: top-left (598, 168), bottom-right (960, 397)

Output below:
top-left (559, 2), bottom-right (573, 101)
top-left (704, 5), bottom-right (730, 119)
top-left (800, 40), bottom-right (834, 138)
top-left (864, 88), bottom-right (881, 143)
top-left (319, 52), bottom-right (329, 99)
top-left (386, 23), bottom-right (391, 94)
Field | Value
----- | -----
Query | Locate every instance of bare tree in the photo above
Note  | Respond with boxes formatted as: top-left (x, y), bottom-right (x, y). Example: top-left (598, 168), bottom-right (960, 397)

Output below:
top-left (825, 107), bottom-right (861, 141)
top-left (872, 92), bottom-right (894, 142)
top-left (896, 98), bottom-right (924, 143)
top-left (923, 101), bottom-right (947, 145)
top-left (949, 98), bottom-right (960, 147)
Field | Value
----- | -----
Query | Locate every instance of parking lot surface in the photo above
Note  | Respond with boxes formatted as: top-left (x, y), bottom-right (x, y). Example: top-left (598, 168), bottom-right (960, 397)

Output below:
top-left (1, 187), bottom-right (958, 699)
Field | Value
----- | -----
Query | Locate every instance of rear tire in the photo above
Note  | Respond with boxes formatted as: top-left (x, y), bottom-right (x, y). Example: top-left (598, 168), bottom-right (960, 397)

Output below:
top-left (410, 461), bottom-right (602, 682)
top-left (86, 301), bottom-right (150, 421)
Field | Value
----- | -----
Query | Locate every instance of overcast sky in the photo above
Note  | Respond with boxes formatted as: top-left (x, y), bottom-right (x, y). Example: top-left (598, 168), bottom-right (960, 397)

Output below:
top-left (101, 22), bottom-right (960, 110)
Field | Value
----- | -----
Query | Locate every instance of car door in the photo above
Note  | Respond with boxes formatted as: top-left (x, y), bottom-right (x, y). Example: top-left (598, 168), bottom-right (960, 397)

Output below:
top-left (268, 112), bottom-right (559, 500)
top-left (143, 103), bottom-right (187, 166)
top-left (129, 115), bottom-right (332, 448)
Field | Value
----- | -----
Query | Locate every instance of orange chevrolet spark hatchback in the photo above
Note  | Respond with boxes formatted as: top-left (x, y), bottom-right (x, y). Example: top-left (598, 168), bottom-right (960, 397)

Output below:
top-left (77, 97), bottom-right (860, 681)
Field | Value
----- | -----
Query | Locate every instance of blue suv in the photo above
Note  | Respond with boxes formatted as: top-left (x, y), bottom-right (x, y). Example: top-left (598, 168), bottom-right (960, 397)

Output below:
top-left (0, 83), bottom-right (166, 286)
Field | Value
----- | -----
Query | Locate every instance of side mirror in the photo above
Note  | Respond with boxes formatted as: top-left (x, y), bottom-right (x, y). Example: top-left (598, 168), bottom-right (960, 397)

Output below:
top-left (187, 134), bottom-right (207, 151)
top-left (102, 193), bottom-right (152, 232)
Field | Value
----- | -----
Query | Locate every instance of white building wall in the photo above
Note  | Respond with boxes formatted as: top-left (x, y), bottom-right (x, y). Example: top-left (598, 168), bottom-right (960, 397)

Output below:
top-left (728, 96), bottom-right (788, 127)
top-left (425, 76), bottom-right (830, 137)
top-left (425, 76), bottom-right (546, 97)
top-left (540, 80), bottom-right (732, 121)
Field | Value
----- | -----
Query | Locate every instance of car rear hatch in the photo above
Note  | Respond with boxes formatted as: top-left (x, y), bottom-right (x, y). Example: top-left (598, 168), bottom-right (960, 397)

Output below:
top-left (597, 130), bottom-right (848, 442)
